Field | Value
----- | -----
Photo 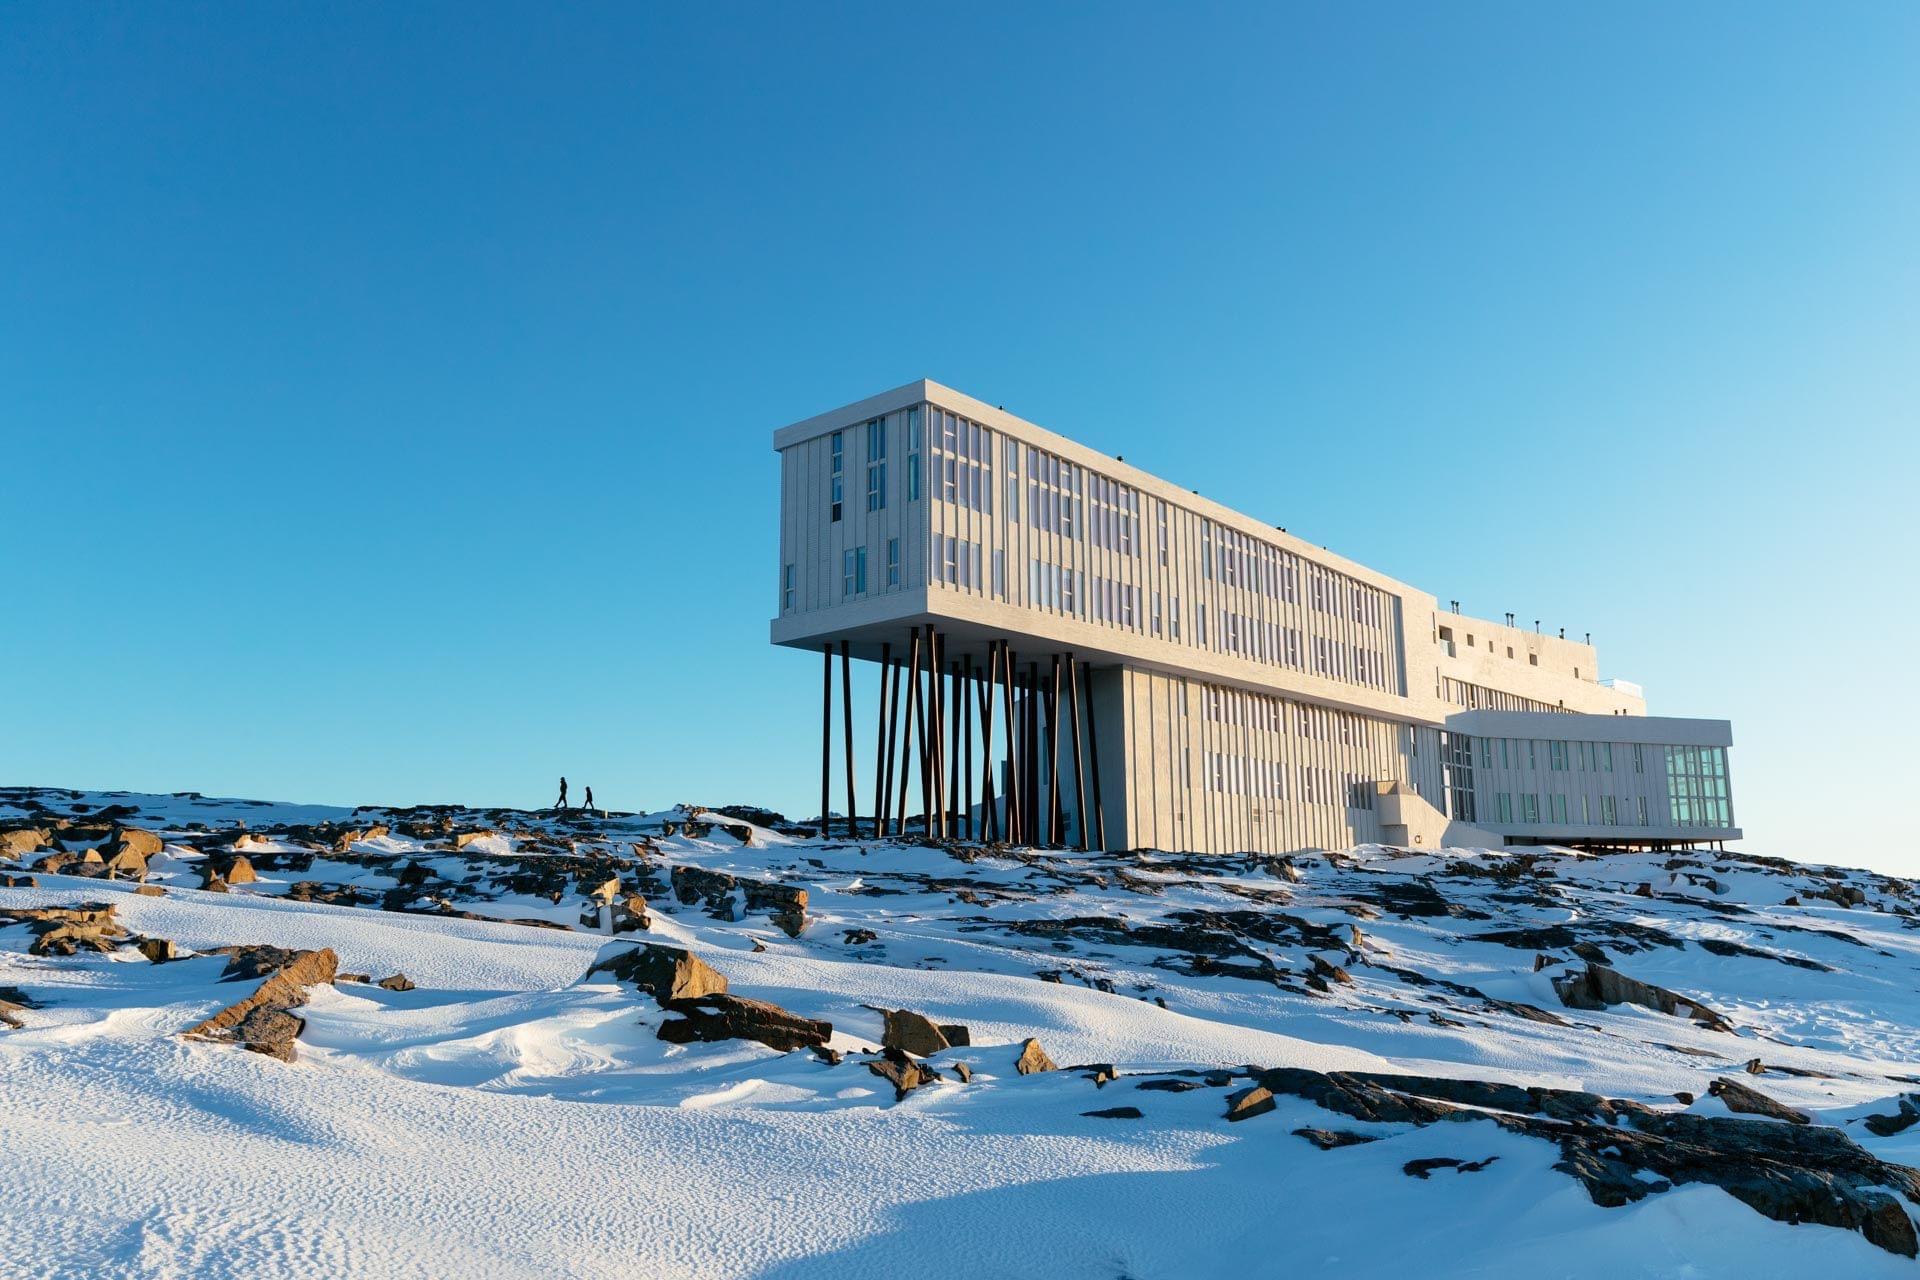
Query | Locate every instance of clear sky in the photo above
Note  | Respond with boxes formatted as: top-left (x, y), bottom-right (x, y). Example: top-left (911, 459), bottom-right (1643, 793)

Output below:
top-left (5, 5), bottom-right (1916, 870)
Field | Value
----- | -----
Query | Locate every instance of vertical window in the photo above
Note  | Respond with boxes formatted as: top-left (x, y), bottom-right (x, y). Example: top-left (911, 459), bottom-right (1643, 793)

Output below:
top-left (1637, 796), bottom-right (1648, 825)
top-left (1171, 595), bottom-right (1181, 640)
top-left (856, 546), bottom-right (867, 593)
top-left (865, 418), bottom-right (887, 512)
top-left (830, 431), bottom-right (843, 522)
top-left (886, 538), bottom-right (899, 588)
top-left (1152, 590), bottom-right (1163, 635)
top-left (906, 409), bottom-right (921, 501)
top-left (993, 549), bottom-right (1006, 598)
top-left (782, 563), bottom-right (794, 612)
top-left (841, 548), bottom-right (856, 597)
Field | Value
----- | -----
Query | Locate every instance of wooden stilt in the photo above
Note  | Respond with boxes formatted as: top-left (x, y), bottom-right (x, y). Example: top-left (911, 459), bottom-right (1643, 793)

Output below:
top-left (1046, 656), bottom-right (1063, 847)
top-left (882, 651), bottom-right (902, 836)
top-left (1067, 653), bottom-right (1088, 853)
top-left (898, 627), bottom-right (922, 837)
top-left (979, 644), bottom-right (999, 842)
top-left (820, 646), bottom-right (833, 838)
top-left (948, 659), bottom-right (961, 837)
top-left (1082, 659), bottom-right (1106, 851)
top-left (921, 629), bottom-right (936, 832)
top-left (872, 643), bottom-right (891, 839)
top-left (1024, 662), bottom-right (1040, 845)
top-left (926, 629), bottom-right (942, 838)
top-left (840, 640), bottom-right (856, 841)
top-left (1001, 645), bottom-right (1020, 845)
top-left (962, 656), bottom-right (974, 841)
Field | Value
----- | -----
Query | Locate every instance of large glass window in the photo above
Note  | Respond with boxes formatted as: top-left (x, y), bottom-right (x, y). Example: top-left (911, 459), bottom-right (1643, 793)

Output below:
top-left (886, 538), bottom-right (899, 588)
top-left (842, 546), bottom-right (867, 597)
top-left (782, 563), bottom-right (794, 612)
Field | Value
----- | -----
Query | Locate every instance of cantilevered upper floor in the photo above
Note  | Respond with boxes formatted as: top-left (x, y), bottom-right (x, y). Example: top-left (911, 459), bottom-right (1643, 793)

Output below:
top-left (772, 379), bottom-right (1644, 730)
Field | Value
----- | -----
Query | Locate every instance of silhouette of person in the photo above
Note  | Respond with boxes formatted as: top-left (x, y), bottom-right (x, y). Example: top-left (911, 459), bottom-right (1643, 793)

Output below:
top-left (556, 776), bottom-right (569, 810)
top-left (584, 785), bottom-right (595, 812)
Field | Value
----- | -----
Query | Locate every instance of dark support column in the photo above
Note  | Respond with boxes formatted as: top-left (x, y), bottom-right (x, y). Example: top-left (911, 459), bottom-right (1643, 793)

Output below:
top-left (840, 640), bottom-right (856, 841)
top-left (921, 629), bottom-right (936, 832)
top-left (820, 646), bottom-right (833, 838)
top-left (921, 629), bottom-right (936, 840)
top-left (890, 656), bottom-right (906, 836)
top-left (899, 627), bottom-right (922, 837)
top-left (1046, 656), bottom-right (1063, 847)
top-left (979, 645), bottom-right (998, 842)
top-left (948, 659), bottom-right (961, 837)
top-left (872, 642), bottom-right (891, 839)
top-left (1067, 653), bottom-right (1089, 853)
top-left (1024, 662), bottom-right (1040, 845)
top-left (1082, 660), bottom-right (1106, 851)
top-left (962, 656), bottom-right (974, 841)
top-left (1000, 645), bottom-right (1019, 845)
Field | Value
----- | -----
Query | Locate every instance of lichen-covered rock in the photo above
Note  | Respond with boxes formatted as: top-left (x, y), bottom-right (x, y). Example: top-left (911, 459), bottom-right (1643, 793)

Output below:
top-left (182, 947), bottom-right (339, 1063)
top-left (881, 1008), bottom-right (953, 1057)
top-left (1552, 962), bottom-right (1733, 1032)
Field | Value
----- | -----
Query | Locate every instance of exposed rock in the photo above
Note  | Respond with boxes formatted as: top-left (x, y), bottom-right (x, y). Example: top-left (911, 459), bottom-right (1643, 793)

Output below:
top-left (1, 874), bottom-right (39, 889)
top-left (214, 946), bottom-right (340, 986)
top-left (1083, 1106), bottom-right (1144, 1119)
top-left (452, 830), bottom-right (498, 850)
top-left (201, 873), bottom-right (230, 893)
top-left (867, 1046), bottom-right (938, 1099)
top-left (133, 884), bottom-right (165, 897)
top-left (1405, 1156), bottom-right (1499, 1178)
top-left (331, 824), bottom-right (389, 852)
top-left (1552, 962), bottom-right (1733, 1032)
top-left (137, 938), bottom-right (180, 963)
top-left (181, 947), bottom-right (339, 1063)
top-left (0, 904), bottom-right (127, 956)
top-left (1251, 1065), bottom-right (1920, 1258)
top-left (377, 973), bottom-right (416, 992)
top-left (1294, 1127), bottom-right (1378, 1149)
top-left (1709, 1077), bottom-right (1810, 1125)
top-left (1866, 1096), bottom-right (1920, 1138)
top-left (953, 1062), bottom-right (973, 1083)
top-left (0, 826), bottom-right (51, 858)
top-left (589, 942), bottom-right (729, 1003)
top-left (843, 928), bottom-right (878, 946)
top-left (1225, 1085), bottom-right (1277, 1122)
top-left (742, 882), bottom-right (809, 937)
top-left (1014, 1038), bottom-right (1057, 1076)
top-left (1137, 1078), bottom-right (1205, 1094)
top-left (218, 855), bottom-right (258, 884)
top-left (881, 1008), bottom-right (953, 1057)
top-left (231, 833), bottom-right (272, 852)
top-left (656, 994), bottom-right (832, 1053)
top-left (106, 826), bottom-right (163, 860)
top-left (0, 987), bottom-right (40, 1030)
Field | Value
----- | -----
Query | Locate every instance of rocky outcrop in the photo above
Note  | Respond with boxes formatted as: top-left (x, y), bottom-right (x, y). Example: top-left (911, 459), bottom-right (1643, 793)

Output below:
top-left (1552, 962), bottom-right (1733, 1032)
top-left (868, 1046), bottom-right (939, 1100)
top-left (670, 865), bottom-right (809, 936)
top-left (1709, 1077), bottom-right (1810, 1124)
top-left (1014, 1038), bottom-right (1057, 1075)
top-left (216, 856), bottom-right (258, 885)
top-left (589, 942), bottom-right (729, 1003)
top-left (0, 904), bottom-right (128, 956)
top-left (377, 973), bottom-right (416, 992)
top-left (656, 994), bottom-right (832, 1053)
top-left (1241, 1066), bottom-right (1920, 1258)
top-left (880, 1008), bottom-right (970, 1057)
top-left (0, 826), bottom-right (52, 858)
top-left (182, 947), bottom-right (339, 1063)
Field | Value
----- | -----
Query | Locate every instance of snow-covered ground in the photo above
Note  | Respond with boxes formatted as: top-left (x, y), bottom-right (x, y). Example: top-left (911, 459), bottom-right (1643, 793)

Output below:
top-left (6, 786), bottom-right (1920, 1278)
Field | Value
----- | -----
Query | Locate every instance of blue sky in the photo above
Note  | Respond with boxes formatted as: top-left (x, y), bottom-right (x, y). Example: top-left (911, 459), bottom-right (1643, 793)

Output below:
top-left (4, 5), bottom-right (1916, 869)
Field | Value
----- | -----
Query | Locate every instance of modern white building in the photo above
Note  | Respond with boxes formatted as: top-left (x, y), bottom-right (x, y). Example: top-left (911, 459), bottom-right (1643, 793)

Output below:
top-left (773, 379), bottom-right (1739, 854)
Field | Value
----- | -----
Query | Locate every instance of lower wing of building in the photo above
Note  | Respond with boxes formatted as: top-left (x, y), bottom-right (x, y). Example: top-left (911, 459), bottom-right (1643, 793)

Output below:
top-left (772, 380), bottom-right (1740, 854)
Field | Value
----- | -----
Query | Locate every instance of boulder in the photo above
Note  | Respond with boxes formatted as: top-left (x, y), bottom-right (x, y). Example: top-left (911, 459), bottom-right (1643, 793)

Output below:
top-left (655, 993), bottom-right (832, 1053)
top-left (137, 938), bottom-right (180, 963)
top-left (1552, 962), bottom-right (1733, 1032)
top-left (133, 885), bottom-right (165, 897)
top-left (868, 1046), bottom-right (938, 1100)
top-left (218, 856), bottom-right (258, 885)
top-left (1014, 1038), bottom-right (1057, 1076)
top-left (0, 827), bottom-right (51, 859)
top-left (102, 848), bottom-right (148, 881)
top-left (377, 973), bottom-right (416, 992)
top-left (1083, 1106), bottom-right (1144, 1119)
top-left (1708, 1077), bottom-right (1810, 1125)
top-left (0, 904), bottom-right (127, 956)
top-left (181, 947), bottom-right (338, 1063)
top-left (453, 830), bottom-right (497, 850)
top-left (881, 1008), bottom-right (953, 1057)
top-left (201, 873), bottom-right (230, 893)
top-left (1225, 1085), bottom-right (1277, 1122)
top-left (588, 941), bottom-right (729, 1003)
top-left (106, 826), bottom-right (164, 860)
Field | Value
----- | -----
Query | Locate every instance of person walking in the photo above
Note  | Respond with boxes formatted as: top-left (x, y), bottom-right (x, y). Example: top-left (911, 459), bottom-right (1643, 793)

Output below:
top-left (583, 785), bottom-right (595, 813)
top-left (555, 776), bottom-right (569, 810)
